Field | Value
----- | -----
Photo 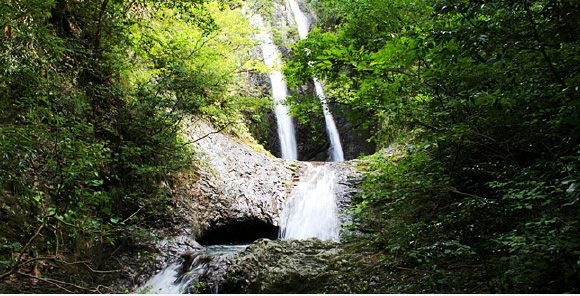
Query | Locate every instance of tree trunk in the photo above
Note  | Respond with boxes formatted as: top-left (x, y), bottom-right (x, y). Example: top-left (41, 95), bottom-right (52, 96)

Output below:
top-left (50, 0), bottom-right (72, 36)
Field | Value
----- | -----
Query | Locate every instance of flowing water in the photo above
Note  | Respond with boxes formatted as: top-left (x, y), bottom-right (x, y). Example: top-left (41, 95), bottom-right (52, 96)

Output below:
top-left (250, 13), bottom-right (298, 160)
top-left (287, 0), bottom-right (344, 161)
top-left (314, 79), bottom-right (345, 161)
top-left (279, 164), bottom-right (340, 241)
top-left (136, 245), bottom-right (248, 294)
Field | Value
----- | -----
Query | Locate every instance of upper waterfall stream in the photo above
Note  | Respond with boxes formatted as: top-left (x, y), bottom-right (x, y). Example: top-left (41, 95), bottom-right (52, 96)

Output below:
top-left (250, 13), bottom-right (298, 160)
top-left (288, 0), bottom-right (344, 161)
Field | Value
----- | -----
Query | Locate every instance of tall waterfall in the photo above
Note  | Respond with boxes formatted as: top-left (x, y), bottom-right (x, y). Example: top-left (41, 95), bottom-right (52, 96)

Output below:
top-left (287, 0), bottom-right (344, 161)
top-left (279, 164), bottom-right (340, 241)
top-left (250, 14), bottom-right (298, 160)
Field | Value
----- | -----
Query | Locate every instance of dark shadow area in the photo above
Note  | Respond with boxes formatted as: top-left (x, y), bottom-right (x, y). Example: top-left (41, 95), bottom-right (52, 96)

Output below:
top-left (197, 219), bottom-right (280, 245)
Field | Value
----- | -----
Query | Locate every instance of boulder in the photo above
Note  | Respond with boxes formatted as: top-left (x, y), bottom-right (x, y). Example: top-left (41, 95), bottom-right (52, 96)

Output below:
top-left (220, 238), bottom-right (341, 293)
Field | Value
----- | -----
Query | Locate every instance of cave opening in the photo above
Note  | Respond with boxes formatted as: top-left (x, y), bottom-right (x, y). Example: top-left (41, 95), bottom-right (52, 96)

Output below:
top-left (197, 219), bottom-right (280, 245)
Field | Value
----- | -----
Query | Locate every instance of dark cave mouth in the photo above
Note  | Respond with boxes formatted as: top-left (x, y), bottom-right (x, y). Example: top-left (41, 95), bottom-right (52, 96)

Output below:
top-left (197, 219), bottom-right (280, 245)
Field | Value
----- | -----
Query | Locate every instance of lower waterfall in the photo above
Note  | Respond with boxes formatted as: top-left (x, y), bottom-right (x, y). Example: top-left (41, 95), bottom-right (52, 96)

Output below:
top-left (279, 164), bottom-right (340, 241)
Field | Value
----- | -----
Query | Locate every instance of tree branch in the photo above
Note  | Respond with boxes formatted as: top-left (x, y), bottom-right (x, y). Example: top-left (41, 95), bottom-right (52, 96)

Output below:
top-left (186, 120), bottom-right (243, 145)
top-left (522, 0), bottom-right (565, 88)
top-left (16, 272), bottom-right (97, 293)
top-left (14, 216), bottom-right (50, 270)
top-left (449, 188), bottom-right (485, 200)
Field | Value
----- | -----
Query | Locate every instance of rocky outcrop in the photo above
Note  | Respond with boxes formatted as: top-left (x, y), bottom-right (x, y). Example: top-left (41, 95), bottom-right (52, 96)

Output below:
top-left (218, 237), bottom-right (405, 294)
top-left (220, 238), bottom-right (341, 293)
top-left (127, 130), bottom-right (366, 294)
top-left (326, 160), bottom-right (363, 227)
top-left (171, 118), bottom-right (301, 242)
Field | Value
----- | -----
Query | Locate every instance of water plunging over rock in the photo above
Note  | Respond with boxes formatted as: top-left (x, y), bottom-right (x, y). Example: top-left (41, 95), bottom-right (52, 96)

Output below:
top-left (288, 0), bottom-right (345, 161)
top-left (219, 161), bottom-right (364, 294)
top-left (132, 117), bottom-right (302, 293)
top-left (250, 13), bottom-right (298, 160)
top-left (137, 244), bottom-right (248, 294)
top-left (176, 118), bottom-right (299, 239)
top-left (279, 163), bottom-right (340, 241)
top-left (314, 80), bottom-right (345, 161)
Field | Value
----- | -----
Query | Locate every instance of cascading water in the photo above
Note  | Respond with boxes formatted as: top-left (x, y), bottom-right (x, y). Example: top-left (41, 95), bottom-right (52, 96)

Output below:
top-left (250, 13), bottom-right (298, 160)
top-left (136, 245), bottom-right (248, 294)
top-left (287, 0), bottom-right (344, 161)
top-left (314, 80), bottom-right (345, 162)
top-left (138, 263), bottom-right (185, 294)
top-left (276, 0), bottom-right (343, 241)
top-left (279, 164), bottom-right (340, 241)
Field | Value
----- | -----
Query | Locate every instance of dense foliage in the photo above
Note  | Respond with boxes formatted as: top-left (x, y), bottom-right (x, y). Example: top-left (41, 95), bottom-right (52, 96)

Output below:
top-left (2, 0), bottom-right (579, 293)
top-left (0, 0), bottom-right (269, 292)
top-left (284, 0), bottom-right (580, 293)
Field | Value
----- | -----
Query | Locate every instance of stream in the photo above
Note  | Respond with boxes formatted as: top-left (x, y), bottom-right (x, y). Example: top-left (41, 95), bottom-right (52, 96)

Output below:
top-left (250, 12), bottom-right (298, 160)
top-left (137, 245), bottom-right (249, 294)
top-left (288, 0), bottom-right (344, 161)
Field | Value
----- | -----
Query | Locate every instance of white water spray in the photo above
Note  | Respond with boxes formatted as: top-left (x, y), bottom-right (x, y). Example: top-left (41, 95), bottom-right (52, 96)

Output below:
top-left (138, 263), bottom-right (186, 294)
top-left (250, 13), bottom-right (298, 160)
top-left (136, 245), bottom-right (248, 294)
top-left (279, 164), bottom-right (340, 241)
top-left (287, 0), bottom-right (344, 161)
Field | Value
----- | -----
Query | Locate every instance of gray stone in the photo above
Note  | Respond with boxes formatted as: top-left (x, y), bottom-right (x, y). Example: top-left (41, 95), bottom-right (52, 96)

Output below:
top-left (176, 118), bottom-right (301, 241)
top-left (220, 238), bottom-right (341, 293)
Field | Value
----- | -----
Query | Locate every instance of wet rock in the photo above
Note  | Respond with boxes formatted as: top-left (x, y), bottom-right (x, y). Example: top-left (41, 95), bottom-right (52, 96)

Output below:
top-left (118, 234), bottom-right (203, 292)
top-left (220, 238), bottom-right (341, 293)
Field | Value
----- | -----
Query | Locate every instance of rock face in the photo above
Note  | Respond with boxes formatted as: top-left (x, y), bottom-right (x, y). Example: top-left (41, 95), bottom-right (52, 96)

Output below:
top-left (173, 118), bottom-right (301, 242)
top-left (220, 238), bottom-right (341, 293)
top-left (327, 160), bottom-right (363, 228)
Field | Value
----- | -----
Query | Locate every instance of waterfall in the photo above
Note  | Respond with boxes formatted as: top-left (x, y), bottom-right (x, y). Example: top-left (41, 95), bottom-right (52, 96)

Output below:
top-left (136, 8), bottom-right (345, 295)
top-left (314, 79), bottom-right (345, 162)
top-left (250, 13), bottom-right (298, 160)
top-left (279, 164), bottom-right (340, 241)
top-left (287, 0), bottom-right (344, 161)
top-left (138, 263), bottom-right (186, 294)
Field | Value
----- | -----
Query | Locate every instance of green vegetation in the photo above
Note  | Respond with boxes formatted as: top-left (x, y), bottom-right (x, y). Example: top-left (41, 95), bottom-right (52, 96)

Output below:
top-left (0, 0), bottom-right (271, 292)
top-left (2, 0), bottom-right (579, 293)
top-left (283, 0), bottom-right (580, 293)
